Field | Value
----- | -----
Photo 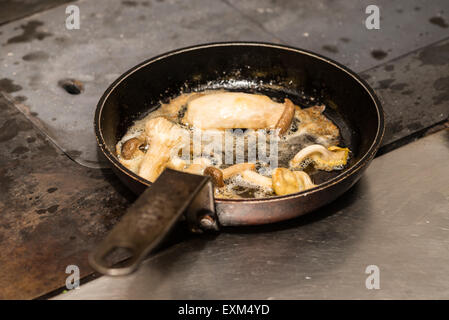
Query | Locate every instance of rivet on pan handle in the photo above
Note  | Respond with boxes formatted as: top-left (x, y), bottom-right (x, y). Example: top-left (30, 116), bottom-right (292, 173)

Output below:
top-left (89, 168), bottom-right (217, 276)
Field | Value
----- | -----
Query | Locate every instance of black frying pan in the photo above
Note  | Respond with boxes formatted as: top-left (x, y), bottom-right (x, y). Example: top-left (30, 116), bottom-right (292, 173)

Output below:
top-left (90, 42), bottom-right (384, 275)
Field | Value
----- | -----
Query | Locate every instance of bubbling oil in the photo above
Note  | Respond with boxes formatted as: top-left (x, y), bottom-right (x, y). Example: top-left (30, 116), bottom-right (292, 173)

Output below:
top-left (116, 90), bottom-right (347, 199)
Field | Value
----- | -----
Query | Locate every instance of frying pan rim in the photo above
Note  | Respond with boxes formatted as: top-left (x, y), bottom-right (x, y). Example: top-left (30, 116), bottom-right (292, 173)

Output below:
top-left (94, 41), bottom-right (385, 203)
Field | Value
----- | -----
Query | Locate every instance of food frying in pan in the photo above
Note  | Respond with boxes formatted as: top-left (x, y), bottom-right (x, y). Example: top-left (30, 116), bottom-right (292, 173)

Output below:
top-left (181, 92), bottom-right (295, 134)
top-left (116, 91), bottom-right (350, 199)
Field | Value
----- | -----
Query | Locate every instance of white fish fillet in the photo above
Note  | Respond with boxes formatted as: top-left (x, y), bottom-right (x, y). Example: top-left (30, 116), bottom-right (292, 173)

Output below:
top-left (182, 92), bottom-right (285, 129)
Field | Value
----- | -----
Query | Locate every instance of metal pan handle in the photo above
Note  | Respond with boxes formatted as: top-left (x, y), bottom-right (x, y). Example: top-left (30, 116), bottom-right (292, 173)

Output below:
top-left (89, 168), bottom-right (218, 276)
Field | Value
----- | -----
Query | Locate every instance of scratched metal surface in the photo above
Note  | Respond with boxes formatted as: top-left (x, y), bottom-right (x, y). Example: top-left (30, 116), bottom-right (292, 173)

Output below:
top-left (0, 0), bottom-right (74, 25)
top-left (361, 39), bottom-right (449, 148)
top-left (226, 0), bottom-right (449, 71)
top-left (0, 0), bottom-right (448, 167)
top-left (56, 129), bottom-right (449, 300)
top-left (0, 93), bottom-right (133, 299)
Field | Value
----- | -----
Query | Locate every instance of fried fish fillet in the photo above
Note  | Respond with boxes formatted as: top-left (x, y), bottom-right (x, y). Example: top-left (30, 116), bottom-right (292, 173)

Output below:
top-left (182, 92), bottom-right (294, 132)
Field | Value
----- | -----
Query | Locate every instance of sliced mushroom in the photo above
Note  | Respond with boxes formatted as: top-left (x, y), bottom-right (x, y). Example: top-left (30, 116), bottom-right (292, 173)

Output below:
top-left (293, 171), bottom-right (316, 190)
top-left (289, 144), bottom-right (349, 171)
top-left (272, 168), bottom-right (315, 196)
top-left (272, 168), bottom-right (300, 196)
top-left (138, 117), bottom-right (189, 182)
top-left (290, 144), bottom-right (328, 166)
top-left (294, 105), bottom-right (340, 145)
top-left (275, 98), bottom-right (295, 136)
top-left (121, 137), bottom-right (145, 160)
top-left (204, 166), bottom-right (225, 187)
top-left (241, 170), bottom-right (273, 189)
top-left (166, 157), bottom-right (212, 177)
top-left (222, 163), bottom-right (256, 180)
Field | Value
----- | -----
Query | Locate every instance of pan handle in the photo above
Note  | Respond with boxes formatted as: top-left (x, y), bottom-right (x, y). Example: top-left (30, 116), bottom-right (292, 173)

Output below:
top-left (89, 168), bottom-right (218, 276)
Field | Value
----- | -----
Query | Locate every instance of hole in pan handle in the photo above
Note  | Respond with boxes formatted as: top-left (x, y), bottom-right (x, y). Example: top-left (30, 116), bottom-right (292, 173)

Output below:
top-left (89, 168), bottom-right (218, 276)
